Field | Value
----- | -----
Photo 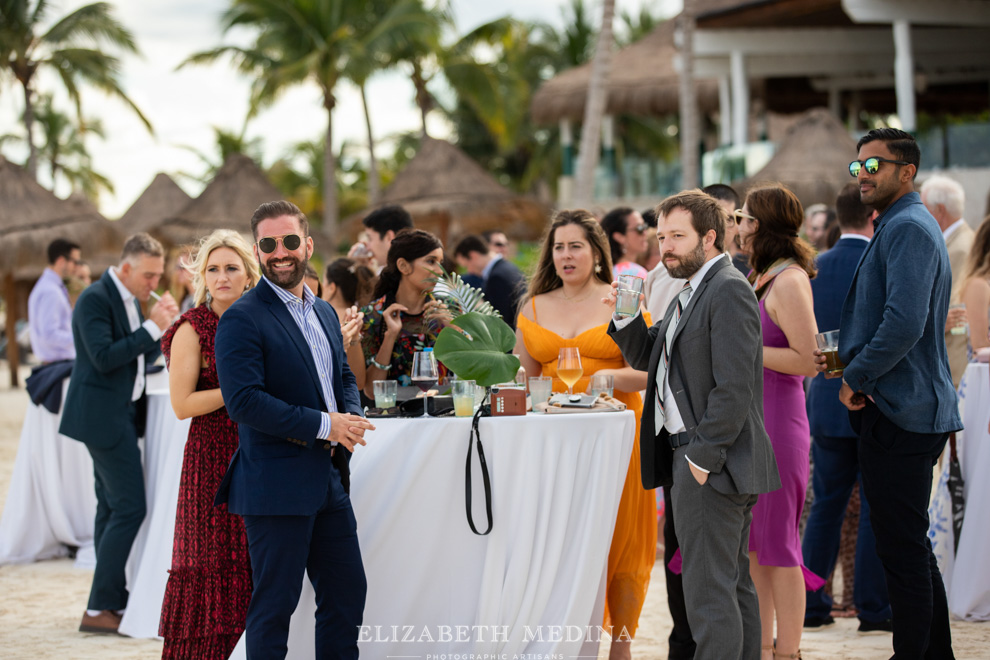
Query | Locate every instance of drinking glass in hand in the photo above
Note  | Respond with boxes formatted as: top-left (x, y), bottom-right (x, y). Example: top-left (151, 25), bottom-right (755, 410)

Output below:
top-left (814, 330), bottom-right (844, 376)
top-left (556, 347), bottom-right (583, 395)
top-left (411, 350), bottom-right (439, 417)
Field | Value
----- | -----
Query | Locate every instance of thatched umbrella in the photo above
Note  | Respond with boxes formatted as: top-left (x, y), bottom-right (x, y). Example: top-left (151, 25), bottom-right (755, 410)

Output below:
top-left (0, 156), bottom-right (122, 385)
top-left (347, 138), bottom-right (550, 248)
top-left (531, 18), bottom-right (721, 125)
top-left (740, 107), bottom-right (858, 208)
top-left (155, 154), bottom-right (282, 248)
top-left (116, 173), bottom-right (192, 236)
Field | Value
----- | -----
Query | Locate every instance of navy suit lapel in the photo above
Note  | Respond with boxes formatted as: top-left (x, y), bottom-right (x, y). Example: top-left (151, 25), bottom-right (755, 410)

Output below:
top-left (259, 282), bottom-right (327, 410)
top-left (101, 271), bottom-right (132, 339)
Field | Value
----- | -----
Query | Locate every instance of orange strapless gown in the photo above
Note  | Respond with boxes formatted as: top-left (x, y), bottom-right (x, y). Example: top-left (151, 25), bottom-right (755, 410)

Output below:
top-left (518, 310), bottom-right (656, 639)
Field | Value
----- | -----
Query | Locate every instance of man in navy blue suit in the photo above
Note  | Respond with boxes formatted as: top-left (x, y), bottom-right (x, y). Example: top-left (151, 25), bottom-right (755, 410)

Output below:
top-left (215, 201), bottom-right (375, 659)
top-left (803, 182), bottom-right (891, 633)
top-left (60, 233), bottom-right (179, 633)
top-left (453, 234), bottom-right (526, 329)
top-left (818, 129), bottom-right (962, 659)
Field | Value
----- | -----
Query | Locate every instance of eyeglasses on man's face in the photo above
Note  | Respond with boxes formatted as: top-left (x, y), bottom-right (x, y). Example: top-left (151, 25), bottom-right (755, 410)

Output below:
top-left (848, 157), bottom-right (910, 177)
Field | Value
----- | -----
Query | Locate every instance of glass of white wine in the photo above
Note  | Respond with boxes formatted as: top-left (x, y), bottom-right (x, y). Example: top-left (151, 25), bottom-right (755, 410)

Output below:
top-left (556, 347), bottom-right (583, 395)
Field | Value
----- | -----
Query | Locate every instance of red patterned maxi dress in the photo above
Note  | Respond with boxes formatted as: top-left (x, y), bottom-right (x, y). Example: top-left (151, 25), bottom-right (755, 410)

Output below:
top-left (158, 304), bottom-right (251, 659)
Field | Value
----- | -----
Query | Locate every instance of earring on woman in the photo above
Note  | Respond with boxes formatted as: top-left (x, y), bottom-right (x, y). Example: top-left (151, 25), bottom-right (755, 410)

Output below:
top-left (206, 290), bottom-right (213, 306)
top-left (594, 263), bottom-right (602, 274)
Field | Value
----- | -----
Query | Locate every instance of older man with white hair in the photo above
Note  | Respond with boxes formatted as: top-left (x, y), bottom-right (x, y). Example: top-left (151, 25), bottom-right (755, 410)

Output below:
top-left (922, 174), bottom-right (973, 389)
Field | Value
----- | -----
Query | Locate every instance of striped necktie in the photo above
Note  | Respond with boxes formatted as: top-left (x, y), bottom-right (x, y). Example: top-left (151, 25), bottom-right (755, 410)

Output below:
top-left (655, 283), bottom-right (693, 435)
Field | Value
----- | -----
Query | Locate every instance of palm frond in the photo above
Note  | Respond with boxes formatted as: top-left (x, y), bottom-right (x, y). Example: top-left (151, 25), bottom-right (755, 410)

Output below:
top-left (428, 267), bottom-right (500, 319)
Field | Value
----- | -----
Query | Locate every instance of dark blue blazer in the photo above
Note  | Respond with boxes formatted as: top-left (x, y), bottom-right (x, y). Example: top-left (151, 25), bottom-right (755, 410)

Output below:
top-left (214, 279), bottom-right (363, 516)
top-left (807, 236), bottom-right (868, 438)
top-left (483, 257), bottom-right (526, 331)
top-left (839, 192), bottom-right (962, 435)
top-left (60, 270), bottom-right (161, 448)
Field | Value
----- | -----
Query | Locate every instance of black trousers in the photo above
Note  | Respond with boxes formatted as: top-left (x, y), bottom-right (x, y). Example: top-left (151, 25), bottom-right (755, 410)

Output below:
top-left (854, 401), bottom-right (953, 660)
top-left (664, 486), bottom-right (696, 659)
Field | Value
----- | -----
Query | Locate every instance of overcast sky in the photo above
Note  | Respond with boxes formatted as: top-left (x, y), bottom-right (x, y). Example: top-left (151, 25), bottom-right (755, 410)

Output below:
top-left (0, 0), bottom-right (681, 216)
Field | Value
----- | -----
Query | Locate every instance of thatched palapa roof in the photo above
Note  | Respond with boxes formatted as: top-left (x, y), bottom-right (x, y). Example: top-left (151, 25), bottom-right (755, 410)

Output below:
top-left (351, 137), bottom-right (550, 244)
top-left (741, 107), bottom-right (858, 208)
top-left (117, 172), bottom-right (192, 235)
top-left (531, 17), bottom-right (721, 124)
top-left (156, 154), bottom-right (282, 248)
top-left (0, 156), bottom-right (122, 279)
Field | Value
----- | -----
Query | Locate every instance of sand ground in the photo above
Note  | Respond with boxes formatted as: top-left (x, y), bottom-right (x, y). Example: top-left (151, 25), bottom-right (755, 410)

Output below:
top-left (0, 363), bottom-right (987, 659)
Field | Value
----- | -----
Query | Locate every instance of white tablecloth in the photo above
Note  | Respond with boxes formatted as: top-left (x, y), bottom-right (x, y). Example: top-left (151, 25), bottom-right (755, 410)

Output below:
top-left (118, 372), bottom-right (190, 638)
top-left (930, 362), bottom-right (990, 621)
top-left (0, 380), bottom-right (97, 567)
top-left (122, 409), bottom-right (635, 657)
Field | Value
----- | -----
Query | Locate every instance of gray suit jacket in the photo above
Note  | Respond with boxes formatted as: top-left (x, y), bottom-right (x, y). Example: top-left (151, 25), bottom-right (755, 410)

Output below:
top-left (609, 256), bottom-right (780, 495)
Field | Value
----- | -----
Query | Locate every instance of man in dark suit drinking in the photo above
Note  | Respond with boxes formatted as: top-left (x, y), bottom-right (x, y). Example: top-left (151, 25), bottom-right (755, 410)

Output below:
top-left (215, 200), bottom-right (375, 659)
top-left (60, 233), bottom-right (178, 633)
top-left (607, 190), bottom-right (780, 660)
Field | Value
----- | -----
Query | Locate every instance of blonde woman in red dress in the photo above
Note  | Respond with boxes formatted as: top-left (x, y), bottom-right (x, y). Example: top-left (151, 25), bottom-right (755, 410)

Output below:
top-left (158, 230), bottom-right (260, 659)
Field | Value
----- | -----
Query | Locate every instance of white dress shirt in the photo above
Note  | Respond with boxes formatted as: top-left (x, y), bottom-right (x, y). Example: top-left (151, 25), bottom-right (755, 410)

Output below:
top-left (108, 267), bottom-right (162, 401)
top-left (616, 253), bottom-right (727, 473)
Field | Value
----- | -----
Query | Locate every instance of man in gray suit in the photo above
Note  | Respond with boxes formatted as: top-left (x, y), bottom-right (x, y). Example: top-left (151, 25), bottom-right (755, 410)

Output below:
top-left (607, 189), bottom-right (780, 660)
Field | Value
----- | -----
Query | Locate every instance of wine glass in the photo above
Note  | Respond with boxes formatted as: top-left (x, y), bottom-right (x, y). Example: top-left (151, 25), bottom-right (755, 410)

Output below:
top-left (411, 350), bottom-right (439, 417)
top-left (556, 347), bottom-right (583, 395)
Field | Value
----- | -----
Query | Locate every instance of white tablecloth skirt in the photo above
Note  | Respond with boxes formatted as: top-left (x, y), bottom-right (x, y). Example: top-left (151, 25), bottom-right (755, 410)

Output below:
top-left (117, 384), bottom-right (190, 639)
top-left (230, 411), bottom-right (636, 659)
top-left (0, 381), bottom-right (97, 568)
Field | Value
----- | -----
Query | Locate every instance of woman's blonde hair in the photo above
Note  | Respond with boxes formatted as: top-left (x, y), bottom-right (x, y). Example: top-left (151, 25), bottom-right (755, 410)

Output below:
top-left (187, 229), bottom-right (260, 306)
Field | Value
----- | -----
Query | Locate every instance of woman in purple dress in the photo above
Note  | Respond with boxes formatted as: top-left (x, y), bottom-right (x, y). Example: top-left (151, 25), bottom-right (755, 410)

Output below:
top-left (736, 184), bottom-right (822, 660)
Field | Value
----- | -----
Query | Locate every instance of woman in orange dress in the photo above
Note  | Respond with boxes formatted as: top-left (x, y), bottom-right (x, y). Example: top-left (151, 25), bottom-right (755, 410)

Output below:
top-left (514, 210), bottom-right (655, 660)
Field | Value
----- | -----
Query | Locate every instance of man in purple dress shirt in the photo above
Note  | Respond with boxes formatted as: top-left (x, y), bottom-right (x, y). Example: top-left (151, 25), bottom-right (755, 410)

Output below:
top-left (28, 239), bottom-right (82, 362)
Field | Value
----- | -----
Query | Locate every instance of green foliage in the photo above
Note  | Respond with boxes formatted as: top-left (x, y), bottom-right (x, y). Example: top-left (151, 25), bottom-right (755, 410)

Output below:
top-left (428, 268), bottom-right (500, 318)
top-left (0, 0), bottom-right (150, 177)
top-left (433, 312), bottom-right (519, 387)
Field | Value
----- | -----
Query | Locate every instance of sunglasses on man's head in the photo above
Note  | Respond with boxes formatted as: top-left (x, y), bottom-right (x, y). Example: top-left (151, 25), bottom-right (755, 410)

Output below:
top-left (848, 157), bottom-right (910, 177)
top-left (257, 234), bottom-right (303, 254)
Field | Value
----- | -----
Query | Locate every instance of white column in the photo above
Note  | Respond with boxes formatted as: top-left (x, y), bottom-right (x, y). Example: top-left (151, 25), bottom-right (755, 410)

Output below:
top-left (559, 118), bottom-right (574, 205)
top-left (893, 20), bottom-right (916, 132)
top-left (730, 50), bottom-right (748, 146)
top-left (718, 75), bottom-right (732, 146)
top-left (828, 85), bottom-right (841, 118)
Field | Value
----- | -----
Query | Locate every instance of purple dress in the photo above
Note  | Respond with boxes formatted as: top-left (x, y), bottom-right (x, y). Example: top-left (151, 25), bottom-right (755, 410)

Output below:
top-left (749, 275), bottom-right (824, 589)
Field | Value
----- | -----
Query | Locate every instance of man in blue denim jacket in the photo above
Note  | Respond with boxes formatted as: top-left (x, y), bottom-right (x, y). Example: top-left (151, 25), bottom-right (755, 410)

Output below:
top-left (820, 128), bottom-right (962, 660)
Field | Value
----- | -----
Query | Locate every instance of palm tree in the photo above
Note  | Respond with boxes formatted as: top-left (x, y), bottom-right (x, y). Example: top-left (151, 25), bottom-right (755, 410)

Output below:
top-left (573, 0), bottom-right (616, 203)
top-left (340, 0), bottom-right (442, 205)
top-left (187, 0), bottom-right (436, 249)
top-left (176, 124), bottom-right (264, 185)
top-left (0, 0), bottom-right (151, 179)
top-left (1, 93), bottom-right (114, 200)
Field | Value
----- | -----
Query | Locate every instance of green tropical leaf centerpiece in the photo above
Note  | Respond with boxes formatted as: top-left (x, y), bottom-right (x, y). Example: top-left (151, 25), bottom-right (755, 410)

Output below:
top-left (433, 313), bottom-right (520, 387)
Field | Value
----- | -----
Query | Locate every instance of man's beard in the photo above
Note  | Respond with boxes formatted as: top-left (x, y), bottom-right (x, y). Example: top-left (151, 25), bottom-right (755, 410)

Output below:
top-left (664, 238), bottom-right (706, 279)
top-left (261, 256), bottom-right (306, 290)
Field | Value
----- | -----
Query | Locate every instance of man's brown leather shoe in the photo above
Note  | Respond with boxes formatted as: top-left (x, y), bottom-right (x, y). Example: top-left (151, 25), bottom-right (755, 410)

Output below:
top-left (79, 610), bottom-right (121, 634)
